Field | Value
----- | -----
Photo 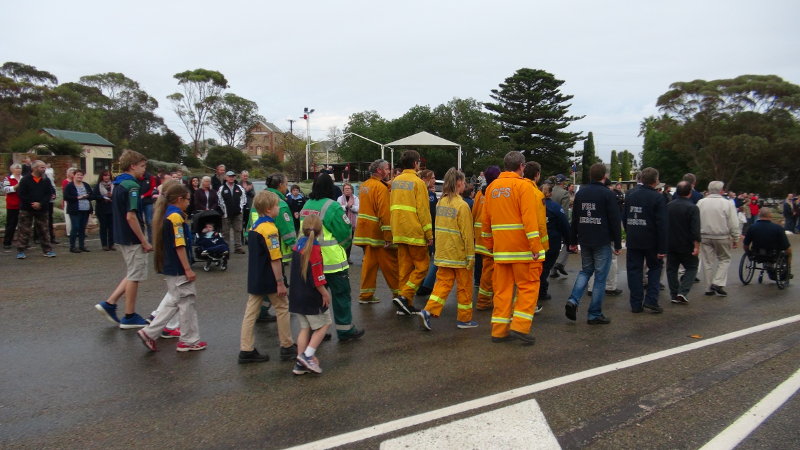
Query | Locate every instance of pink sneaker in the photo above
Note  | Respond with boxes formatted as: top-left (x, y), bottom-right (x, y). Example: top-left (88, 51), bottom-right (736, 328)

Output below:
top-left (176, 341), bottom-right (207, 352)
top-left (161, 327), bottom-right (181, 338)
top-left (137, 329), bottom-right (157, 352)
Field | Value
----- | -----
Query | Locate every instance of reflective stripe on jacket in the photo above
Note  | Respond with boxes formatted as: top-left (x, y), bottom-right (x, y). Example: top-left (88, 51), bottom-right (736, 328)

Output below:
top-left (482, 172), bottom-right (546, 264)
top-left (433, 194), bottom-right (475, 268)
top-left (390, 169), bottom-right (433, 246)
top-left (472, 190), bottom-right (491, 256)
top-left (354, 175), bottom-right (392, 247)
top-left (301, 198), bottom-right (351, 273)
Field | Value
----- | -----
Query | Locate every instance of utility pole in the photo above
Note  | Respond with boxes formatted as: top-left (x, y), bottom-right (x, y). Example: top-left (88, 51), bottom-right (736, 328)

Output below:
top-left (287, 119), bottom-right (295, 134)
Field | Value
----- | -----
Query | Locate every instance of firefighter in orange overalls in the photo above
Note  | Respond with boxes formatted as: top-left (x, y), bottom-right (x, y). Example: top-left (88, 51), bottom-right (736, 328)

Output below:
top-left (353, 159), bottom-right (399, 303)
top-left (390, 150), bottom-right (433, 315)
top-left (482, 151), bottom-right (547, 344)
top-left (473, 166), bottom-right (501, 310)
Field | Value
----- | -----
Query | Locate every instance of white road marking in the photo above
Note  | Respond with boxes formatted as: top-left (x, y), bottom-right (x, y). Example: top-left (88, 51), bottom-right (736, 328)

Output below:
top-left (289, 314), bottom-right (800, 450)
top-left (380, 399), bottom-right (560, 450)
top-left (699, 367), bottom-right (800, 450)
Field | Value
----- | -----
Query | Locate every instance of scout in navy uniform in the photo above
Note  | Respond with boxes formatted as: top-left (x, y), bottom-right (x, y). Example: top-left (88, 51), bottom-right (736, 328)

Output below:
top-left (624, 167), bottom-right (668, 313)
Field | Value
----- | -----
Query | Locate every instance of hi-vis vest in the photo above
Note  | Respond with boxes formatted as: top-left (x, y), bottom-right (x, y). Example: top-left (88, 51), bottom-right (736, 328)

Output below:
top-left (433, 194), bottom-right (475, 268)
top-left (246, 188), bottom-right (296, 263)
top-left (390, 169), bottom-right (433, 246)
top-left (353, 175), bottom-right (392, 247)
top-left (472, 189), bottom-right (491, 256)
top-left (300, 198), bottom-right (351, 273)
top-left (529, 181), bottom-right (550, 252)
top-left (482, 172), bottom-right (546, 264)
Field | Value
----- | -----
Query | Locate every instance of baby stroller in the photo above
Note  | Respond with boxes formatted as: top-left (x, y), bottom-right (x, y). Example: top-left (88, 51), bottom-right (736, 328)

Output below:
top-left (192, 210), bottom-right (230, 272)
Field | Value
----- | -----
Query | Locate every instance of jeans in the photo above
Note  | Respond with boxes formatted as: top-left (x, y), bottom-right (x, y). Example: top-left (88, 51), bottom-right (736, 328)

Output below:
top-left (539, 244), bottom-right (561, 295)
top-left (785, 216), bottom-right (796, 233)
top-left (567, 244), bottom-right (612, 320)
top-left (666, 252), bottom-right (699, 297)
top-left (421, 245), bottom-right (437, 289)
top-left (69, 211), bottom-right (90, 249)
top-left (627, 248), bottom-right (664, 310)
top-left (97, 213), bottom-right (113, 248)
top-left (143, 202), bottom-right (154, 242)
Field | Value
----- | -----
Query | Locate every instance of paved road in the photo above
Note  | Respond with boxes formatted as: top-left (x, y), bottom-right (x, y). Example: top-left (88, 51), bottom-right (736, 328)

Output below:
top-left (1, 236), bottom-right (799, 449)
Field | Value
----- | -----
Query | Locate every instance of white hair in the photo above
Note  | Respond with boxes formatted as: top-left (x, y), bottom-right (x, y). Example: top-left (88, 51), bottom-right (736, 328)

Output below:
top-left (708, 181), bottom-right (724, 194)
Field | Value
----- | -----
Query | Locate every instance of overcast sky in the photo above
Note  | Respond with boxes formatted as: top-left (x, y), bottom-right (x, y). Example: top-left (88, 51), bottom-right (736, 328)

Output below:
top-left (2, 0), bottom-right (798, 164)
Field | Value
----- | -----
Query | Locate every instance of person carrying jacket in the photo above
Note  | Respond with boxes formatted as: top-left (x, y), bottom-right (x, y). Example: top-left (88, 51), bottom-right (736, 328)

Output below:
top-left (300, 174), bottom-right (364, 342)
top-left (353, 159), bottom-right (399, 303)
top-left (473, 166), bottom-right (500, 310)
top-left (564, 163), bottom-right (622, 325)
top-left (218, 170), bottom-right (247, 253)
top-left (390, 150), bottom-right (433, 315)
top-left (418, 168), bottom-right (476, 330)
top-left (482, 151), bottom-right (546, 345)
top-left (624, 167), bottom-right (668, 313)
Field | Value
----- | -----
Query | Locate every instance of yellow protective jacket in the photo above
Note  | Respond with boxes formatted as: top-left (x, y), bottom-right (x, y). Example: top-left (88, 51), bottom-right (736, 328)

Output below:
top-left (433, 194), bottom-right (475, 268)
top-left (390, 169), bottom-right (433, 246)
top-left (530, 181), bottom-right (550, 252)
top-left (472, 189), bottom-right (491, 256)
top-left (482, 172), bottom-right (546, 263)
top-left (353, 175), bottom-right (392, 247)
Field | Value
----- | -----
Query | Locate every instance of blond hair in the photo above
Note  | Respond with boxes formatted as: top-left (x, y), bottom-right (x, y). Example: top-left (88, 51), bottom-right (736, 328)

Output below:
top-left (442, 167), bottom-right (464, 198)
top-left (253, 190), bottom-right (279, 216)
top-left (299, 214), bottom-right (323, 281)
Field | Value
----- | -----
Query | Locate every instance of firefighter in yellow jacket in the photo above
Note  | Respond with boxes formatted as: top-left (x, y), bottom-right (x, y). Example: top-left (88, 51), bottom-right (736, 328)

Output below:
top-left (390, 150), bottom-right (433, 315)
top-left (473, 166), bottom-right (501, 310)
top-left (418, 168), bottom-right (476, 330)
top-left (353, 159), bottom-right (399, 303)
top-left (482, 151), bottom-right (546, 345)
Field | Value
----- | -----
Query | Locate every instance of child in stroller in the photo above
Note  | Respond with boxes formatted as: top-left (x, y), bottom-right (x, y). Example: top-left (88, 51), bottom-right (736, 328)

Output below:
top-left (193, 210), bottom-right (230, 271)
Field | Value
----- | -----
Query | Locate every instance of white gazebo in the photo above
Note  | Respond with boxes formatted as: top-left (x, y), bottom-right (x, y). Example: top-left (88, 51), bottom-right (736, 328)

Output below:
top-left (386, 131), bottom-right (463, 170)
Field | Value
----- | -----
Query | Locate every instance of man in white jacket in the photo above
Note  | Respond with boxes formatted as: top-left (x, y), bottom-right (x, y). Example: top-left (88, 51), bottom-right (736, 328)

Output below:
top-left (697, 181), bottom-right (740, 296)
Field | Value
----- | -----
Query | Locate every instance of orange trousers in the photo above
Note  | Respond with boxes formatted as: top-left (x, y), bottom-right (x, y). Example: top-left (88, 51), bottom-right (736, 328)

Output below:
top-left (423, 267), bottom-right (473, 322)
top-left (476, 255), bottom-right (494, 310)
top-left (358, 245), bottom-right (399, 300)
top-left (491, 262), bottom-right (542, 338)
top-left (398, 244), bottom-right (430, 301)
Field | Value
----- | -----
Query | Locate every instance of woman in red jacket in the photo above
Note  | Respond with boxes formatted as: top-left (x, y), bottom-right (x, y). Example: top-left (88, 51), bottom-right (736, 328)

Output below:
top-left (2, 163), bottom-right (22, 249)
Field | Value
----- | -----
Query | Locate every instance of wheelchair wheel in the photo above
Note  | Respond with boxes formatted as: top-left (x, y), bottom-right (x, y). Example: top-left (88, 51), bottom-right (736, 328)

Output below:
top-left (203, 261), bottom-right (211, 272)
top-left (775, 254), bottom-right (789, 290)
top-left (739, 253), bottom-right (755, 285)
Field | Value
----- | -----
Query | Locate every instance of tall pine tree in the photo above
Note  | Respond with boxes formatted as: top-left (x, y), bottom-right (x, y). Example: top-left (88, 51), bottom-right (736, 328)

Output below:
top-left (580, 131), bottom-right (598, 184)
top-left (485, 68), bottom-right (583, 173)
top-left (610, 150), bottom-right (620, 180)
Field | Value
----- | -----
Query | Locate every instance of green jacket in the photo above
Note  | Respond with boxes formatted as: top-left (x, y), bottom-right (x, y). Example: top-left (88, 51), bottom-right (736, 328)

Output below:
top-left (301, 198), bottom-right (353, 273)
top-left (246, 187), bottom-right (297, 262)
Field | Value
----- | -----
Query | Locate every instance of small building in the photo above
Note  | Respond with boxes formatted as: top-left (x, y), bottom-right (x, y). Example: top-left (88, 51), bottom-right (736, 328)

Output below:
top-left (246, 121), bottom-right (285, 162)
top-left (39, 128), bottom-right (114, 182)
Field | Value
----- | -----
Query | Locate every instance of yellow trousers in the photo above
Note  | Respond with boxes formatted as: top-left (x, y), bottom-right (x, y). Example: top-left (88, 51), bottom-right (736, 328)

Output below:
top-left (476, 255), bottom-right (494, 310)
top-left (398, 244), bottom-right (430, 301)
top-left (424, 267), bottom-right (473, 322)
top-left (491, 262), bottom-right (542, 338)
top-left (358, 245), bottom-right (399, 300)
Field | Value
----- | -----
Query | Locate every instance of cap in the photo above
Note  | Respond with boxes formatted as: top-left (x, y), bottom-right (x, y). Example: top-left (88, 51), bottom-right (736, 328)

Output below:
top-left (225, 171), bottom-right (236, 176)
top-left (555, 174), bottom-right (567, 182)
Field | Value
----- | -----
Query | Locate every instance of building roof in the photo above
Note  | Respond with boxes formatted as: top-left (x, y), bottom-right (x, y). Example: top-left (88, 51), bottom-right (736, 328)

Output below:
top-left (253, 121), bottom-right (283, 133)
top-left (40, 128), bottom-right (114, 147)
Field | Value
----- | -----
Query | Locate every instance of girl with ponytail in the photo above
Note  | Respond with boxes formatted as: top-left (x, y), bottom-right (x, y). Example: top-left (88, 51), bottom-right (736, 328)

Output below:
top-left (288, 213), bottom-right (332, 375)
top-left (137, 181), bottom-right (207, 352)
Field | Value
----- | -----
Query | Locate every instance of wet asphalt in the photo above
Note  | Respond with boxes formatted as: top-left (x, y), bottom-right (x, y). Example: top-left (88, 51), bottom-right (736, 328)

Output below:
top-left (1, 236), bottom-right (799, 449)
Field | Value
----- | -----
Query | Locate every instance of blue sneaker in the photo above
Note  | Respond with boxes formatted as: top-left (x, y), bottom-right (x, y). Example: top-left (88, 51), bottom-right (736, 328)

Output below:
top-left (297, 354), bottom-right (322, 374)
top-left (16, 252), bottom-right (26, 259)
top-left (119, 313), bottom-right (149, 329)
top-left (94, 302), bottom-right (120, 324)
top-left (43, 251), bottom-right (56, 257)
top-left (419, 309), bottom-right (432, 331)
top-left (456, 320), bottom-right (478, 329)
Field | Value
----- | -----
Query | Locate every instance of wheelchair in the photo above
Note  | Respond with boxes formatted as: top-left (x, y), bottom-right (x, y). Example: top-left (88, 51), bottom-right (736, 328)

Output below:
top-left (738, 248), bottom-right (791, 289)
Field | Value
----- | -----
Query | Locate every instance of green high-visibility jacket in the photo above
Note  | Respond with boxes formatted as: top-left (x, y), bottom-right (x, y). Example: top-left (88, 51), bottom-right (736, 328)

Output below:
top-left (246, 188), bottom-right (297, 262)
top-left (301, 198), bottom-right (352, 273)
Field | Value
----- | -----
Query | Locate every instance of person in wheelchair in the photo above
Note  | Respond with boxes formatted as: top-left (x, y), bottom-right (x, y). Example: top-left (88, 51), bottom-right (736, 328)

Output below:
top-left (743, 208), bottom-right (792, 280)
